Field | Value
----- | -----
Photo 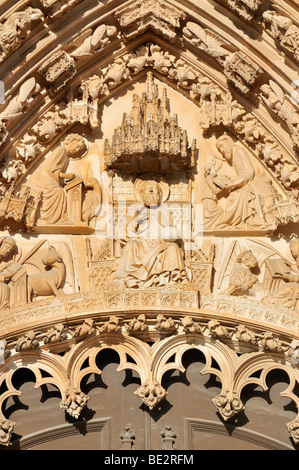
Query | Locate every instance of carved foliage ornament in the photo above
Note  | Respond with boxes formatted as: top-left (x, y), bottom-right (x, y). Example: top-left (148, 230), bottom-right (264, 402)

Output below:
top-left (0, 326), bottom-right (299, 445)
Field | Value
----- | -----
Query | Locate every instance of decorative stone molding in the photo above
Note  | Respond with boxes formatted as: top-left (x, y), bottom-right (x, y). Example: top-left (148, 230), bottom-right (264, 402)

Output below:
top-left (115, 0), bottom-right (186, 42)
top-left (0, 420), bottom-right (15, 447)
top-left (212, 389), bottom-right (244, 420)
top-left (0, 7), bottom-right (43, 64)
top-left (60, 385), bottom-right (89, 419)
top-left (38, 51), bottom-right (77, 93)
top-left (0, 313), bottom-right (298, 444)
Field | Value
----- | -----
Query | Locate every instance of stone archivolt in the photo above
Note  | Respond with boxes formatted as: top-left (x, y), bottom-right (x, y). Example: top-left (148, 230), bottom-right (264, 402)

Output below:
top-left (0, 0), bottom-right (298, 449)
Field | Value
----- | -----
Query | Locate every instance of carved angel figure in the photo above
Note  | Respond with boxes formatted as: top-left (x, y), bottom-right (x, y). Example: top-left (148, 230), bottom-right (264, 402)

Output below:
top-left (0, 8), bottom-right (43, 62)
top-left (263, 11), bottom-right (299, 61)
top-left (70, 24), bottom-right (117, 59)
top-left (0, 236), bottom-right (24, 309)
top-left (260, 80), bottom-right (299, 133)
top-left (0, 77), bottom-right (40, 123)
top-left (182, 21), bottom-right (231, 65)
top-left (263, 238), bottom-right (299, 311)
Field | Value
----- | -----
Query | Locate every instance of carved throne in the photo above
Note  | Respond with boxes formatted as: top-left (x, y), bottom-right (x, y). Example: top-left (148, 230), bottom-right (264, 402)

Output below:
top-left (94, 73), bottom-right (214, 306)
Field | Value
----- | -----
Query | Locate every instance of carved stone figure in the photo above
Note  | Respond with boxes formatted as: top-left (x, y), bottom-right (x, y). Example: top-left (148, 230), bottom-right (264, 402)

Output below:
top-left (160, 426), bottom-right (176, 450)
top-left (28, 133), bottom-right (87, 226)
top-left (202, 162), bottom-right (235, 229)
top-left (0, 7), bottom-right (43, 63)
top-left (0, 236), bottom-right (24, 309)
top-left (112, 179), bottom-right (190, 289)
top-left (70, 24), bottom-right (117, 59)
top-left (216, 0), bottom-right (262, 22)
top-left (120, 426), bottom-right (135, 450)
top-left (27, 246), bottom-right (66, 301)
top-left (0, 77), bottom-right (40, 123)
top-left (203, 134), bottom-right (274, 229)
top-left (264, 238), bottom-right (299, 311)
top-left (263, 11), bottom-right (299, 62)
top-left (115, 0), bottom-right (185, 42)
top-left (0, 420), bottom-right (15, 446)
top-left (221, 249), bottom-right (258, 295)
top-left (38, 51), bottom-right (76, 93)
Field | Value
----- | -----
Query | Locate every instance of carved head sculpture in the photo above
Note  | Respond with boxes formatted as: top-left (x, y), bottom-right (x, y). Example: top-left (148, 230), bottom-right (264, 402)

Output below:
top-left (236, 250), bottom-right (258, 269)
top-left (134, 173), bottom-right (170, 204)
top-left (41, 246), bottom-right (62, 266)
top-left (289, 239), bottom-right (299, 260)
top-left (63, 133), bottom-right (87, 157)
top-left (216, 134), bottom-right (234, 162)
top-left (26, 7), bottom-right (44, 22)
top-left (140, 180), bottom-right (163, 207)
top-left (0, 236), bottom-right (17, 261)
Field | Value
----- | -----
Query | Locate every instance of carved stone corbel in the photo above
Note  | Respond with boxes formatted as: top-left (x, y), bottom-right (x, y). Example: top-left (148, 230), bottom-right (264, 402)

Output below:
top-left (212, 389), bottom-right (244, 420)
top-left (125, 314), bottom-right (148, 333)
top-left (98, 316), bottom-right (121, 334)
top-left (155, 314), bottom-right (177, 333)
top-left (160, 426), bottom-right (176, 450)
top-left (60, 385), bottom-right (89, 419)
top-left (180, 316), bottom-right (201, 334)
top-left (134, 379), bottom-right (167, 410)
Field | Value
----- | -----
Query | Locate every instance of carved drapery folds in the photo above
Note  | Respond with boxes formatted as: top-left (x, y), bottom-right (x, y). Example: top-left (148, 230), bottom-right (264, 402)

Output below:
top-left (0, 0), bottom-right (298, 450)
top-left (0, 318), bottom-right (299, 446)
